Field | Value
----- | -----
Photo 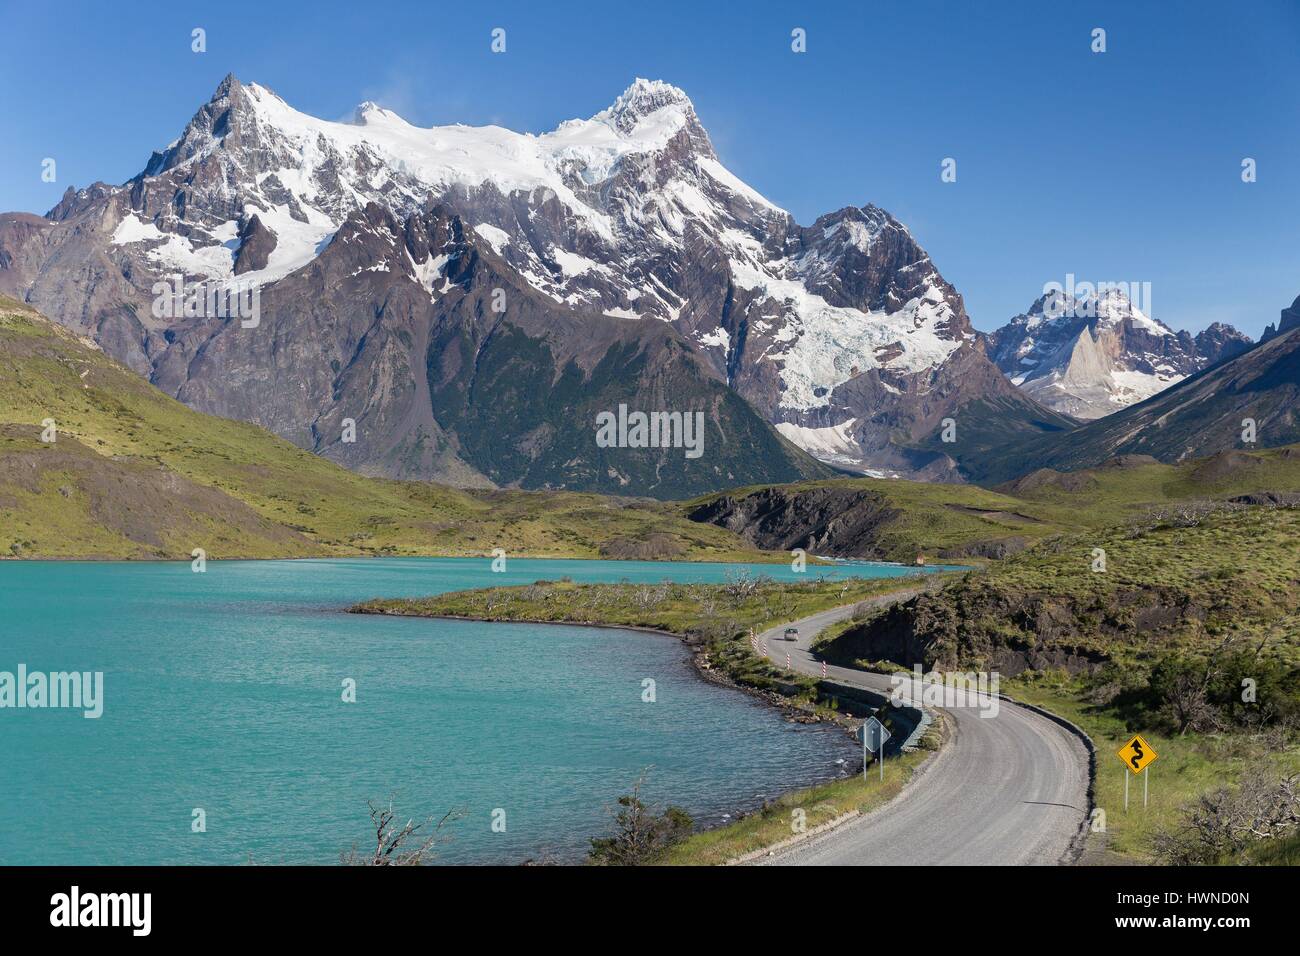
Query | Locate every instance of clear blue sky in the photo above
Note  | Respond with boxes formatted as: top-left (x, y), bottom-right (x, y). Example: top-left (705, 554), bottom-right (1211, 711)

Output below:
top-left (2, 0), bottom-right (1297, 337)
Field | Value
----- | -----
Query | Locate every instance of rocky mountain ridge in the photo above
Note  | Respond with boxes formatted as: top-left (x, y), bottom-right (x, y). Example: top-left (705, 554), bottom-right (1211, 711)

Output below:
top-left (1, 75), bottom-right (1078, 490)
top-left (986, 287), bottom-right (1252, 420)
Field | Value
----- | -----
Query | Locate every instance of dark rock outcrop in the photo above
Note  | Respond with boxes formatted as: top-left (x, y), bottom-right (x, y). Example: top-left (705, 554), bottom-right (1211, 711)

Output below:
top-left (1195, 322), bottom-right (1254, 365)
top-left (1261, 295), bottom-right (1300, 343)
top-left (1228, 490), bottom-right (1300, 506)
top-left (687, 486), bottom-right (901, 557)
top-left (232, 213), bottom-right (276, 275)
top-left (820, 584), bottom-right (1187, 677)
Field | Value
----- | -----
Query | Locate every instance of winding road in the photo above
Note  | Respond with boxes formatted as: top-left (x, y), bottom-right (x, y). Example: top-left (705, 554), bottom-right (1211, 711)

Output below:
top-left (754, 591), bottom-right (1091, 866)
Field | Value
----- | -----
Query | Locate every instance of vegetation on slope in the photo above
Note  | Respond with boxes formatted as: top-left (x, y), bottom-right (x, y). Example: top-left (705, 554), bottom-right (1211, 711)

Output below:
top-left (0, 297), bottom-right (766, 561)
top-left (820, 501), bottom-right (1300, 676)
top-left (685, 446), bottom-right (1300, 563)
top-left (1003, 674), bottom-right (1300, 864)
top-left (818, 497), bottom-right (1300, 863)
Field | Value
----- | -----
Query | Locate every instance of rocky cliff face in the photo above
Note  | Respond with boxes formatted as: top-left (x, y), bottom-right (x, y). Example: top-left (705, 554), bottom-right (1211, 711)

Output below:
top-left (818, 586), bottom-right (1120, 675)
top-left (1195, 322), bottom-right (1255, 365)
top-left (164, 198), bottom-right (828, 496)
top-left (686, 486), bottom-right (902, 557)
top-left (986, 289), bottom-right (1252, 420)
top-left (0, 74), bottom-right (1071, 490)
top-left (1261, 295), bottom-right (1300, 343)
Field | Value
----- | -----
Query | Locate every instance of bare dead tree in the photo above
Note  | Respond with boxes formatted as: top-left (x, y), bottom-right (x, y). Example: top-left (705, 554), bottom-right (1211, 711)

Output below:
top-left (1164, 671), bottom-right (1219, 736)
top-left (1164, 635), bottom-right (1236, 735)
top-left (1155, 771), bottom-right (1300, 864)
top-left (722, 570), bottom-right (763, 605)
top-left (341, 795), bottom-right (464, 866)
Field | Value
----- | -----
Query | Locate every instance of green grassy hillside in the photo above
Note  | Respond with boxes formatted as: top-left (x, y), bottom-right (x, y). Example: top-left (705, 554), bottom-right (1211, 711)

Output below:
top-left (810, 471), bottom-right (1300, 864)
top-left (821, 503), bottom-right (1300, 672)
top-left (9, 291), bottom-right (1300, 565)
top-left (684, 446), bottom-right (1300, 563)
top-left (0, 297), bottom-right (765, 561)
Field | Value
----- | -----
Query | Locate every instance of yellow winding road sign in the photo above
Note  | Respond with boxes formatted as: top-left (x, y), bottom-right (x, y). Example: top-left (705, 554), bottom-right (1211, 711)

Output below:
top-left (1116, 734), bottom-right (1158, 775)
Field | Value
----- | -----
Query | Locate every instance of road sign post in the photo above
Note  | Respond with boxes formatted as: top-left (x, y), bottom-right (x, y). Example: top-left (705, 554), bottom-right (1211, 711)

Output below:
top-left (1115, 733), bottom-right (1158, 813)
top-left (861, 716), bottom-right (891, 782)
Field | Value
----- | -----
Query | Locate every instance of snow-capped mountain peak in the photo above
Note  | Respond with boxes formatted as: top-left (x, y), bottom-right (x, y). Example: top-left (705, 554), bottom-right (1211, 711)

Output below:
top-left (11, 76), bottom-right (1070, 484)
top-left (351, 100), bottom-right (404, 125)
top-left (123, 74), bottom-right (756, 285)
top-left (592, 77), bottom-right (699, 135)
top-left (988, 287), bottom-right (1251, 419)
top-left (122, 76), bottom-right (984, 441)
top-left (1090, 287), bottom-right (1169, 334)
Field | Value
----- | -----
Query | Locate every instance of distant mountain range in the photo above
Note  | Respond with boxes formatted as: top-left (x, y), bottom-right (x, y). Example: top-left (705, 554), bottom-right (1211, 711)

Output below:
top-left (969, 306), bottom-right (1300, 484)
top-left (0, 75), bottom-right (1289, 496)
top-left (985, 288), bottom-right (1253, 420)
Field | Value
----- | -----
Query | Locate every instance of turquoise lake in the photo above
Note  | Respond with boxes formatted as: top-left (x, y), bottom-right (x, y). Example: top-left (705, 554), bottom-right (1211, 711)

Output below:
top-left (0, 557), bottom-right (932, 865)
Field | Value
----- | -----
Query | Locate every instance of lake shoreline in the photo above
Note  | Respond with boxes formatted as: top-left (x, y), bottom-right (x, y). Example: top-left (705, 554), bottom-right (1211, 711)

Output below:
top-left (356, 605), bottom-right (868, 723)
top-left (5, 558), bottom-right (922, 866)
top-left (349, 604), bottom-right (872, 859)
top-left (0, 551), bottom-right (875, 567)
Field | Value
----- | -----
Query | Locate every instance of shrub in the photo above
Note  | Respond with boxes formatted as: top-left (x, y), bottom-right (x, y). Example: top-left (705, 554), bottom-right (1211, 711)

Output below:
top-left (1154, 771), bottom-right (1300, 865)
top-left (589, 776), bottom-right (692, 866)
